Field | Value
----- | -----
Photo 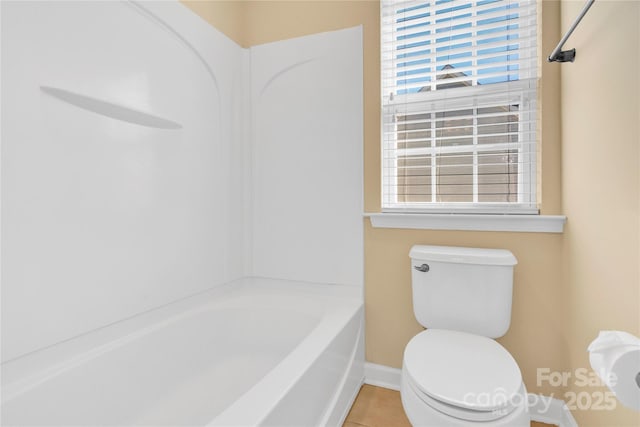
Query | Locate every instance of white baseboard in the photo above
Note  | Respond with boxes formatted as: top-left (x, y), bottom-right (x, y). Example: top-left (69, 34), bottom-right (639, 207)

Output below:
top-left (364, 362), bottom-right (402, 391)
top-left (364, 363), bottom-right (578, 427)
top-left (528, 393), bottom-right (578, 427)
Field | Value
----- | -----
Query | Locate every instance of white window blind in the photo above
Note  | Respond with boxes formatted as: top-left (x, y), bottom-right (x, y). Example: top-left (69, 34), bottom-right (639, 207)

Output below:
top-left (381, 0), bottom-right (538, 214)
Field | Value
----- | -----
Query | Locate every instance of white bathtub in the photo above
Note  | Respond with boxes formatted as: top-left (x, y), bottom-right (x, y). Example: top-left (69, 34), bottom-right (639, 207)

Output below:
top-left (1, 278), bottom-right (364, 426)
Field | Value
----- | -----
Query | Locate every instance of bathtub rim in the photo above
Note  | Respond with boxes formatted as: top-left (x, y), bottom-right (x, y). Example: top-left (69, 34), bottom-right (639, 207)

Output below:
top-left (209, 287), bottom-right (364, 426)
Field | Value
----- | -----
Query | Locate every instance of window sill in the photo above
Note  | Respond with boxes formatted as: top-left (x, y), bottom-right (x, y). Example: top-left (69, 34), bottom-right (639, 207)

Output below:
top-left (364, 212), bottom-right (566, 233)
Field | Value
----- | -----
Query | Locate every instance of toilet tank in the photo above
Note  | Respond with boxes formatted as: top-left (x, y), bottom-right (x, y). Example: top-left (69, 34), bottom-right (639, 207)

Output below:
top-left (409, 245), bottom-right (517, 338)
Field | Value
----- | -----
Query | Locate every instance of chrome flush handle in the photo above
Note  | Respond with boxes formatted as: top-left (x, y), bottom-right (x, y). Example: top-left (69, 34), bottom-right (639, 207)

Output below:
top-left (414, 263), bottom-right (430, 273)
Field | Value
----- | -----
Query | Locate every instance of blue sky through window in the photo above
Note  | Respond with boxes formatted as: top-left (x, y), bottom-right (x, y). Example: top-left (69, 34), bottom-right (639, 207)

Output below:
top-left (394, 0), bottom-right (521, 94)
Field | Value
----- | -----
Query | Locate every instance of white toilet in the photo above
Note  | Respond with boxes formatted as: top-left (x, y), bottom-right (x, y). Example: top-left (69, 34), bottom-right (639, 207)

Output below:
top-left (401, 245), bottom-right (530, 426)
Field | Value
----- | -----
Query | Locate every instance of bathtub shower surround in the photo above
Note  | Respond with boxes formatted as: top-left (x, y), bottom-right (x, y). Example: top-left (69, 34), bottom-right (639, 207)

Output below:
top-left (1, 1), bottom-right (363, 425)
top-left (251, 29), bottom-right (364, 287)
top-left (2, 0), bottom-right (244, 361)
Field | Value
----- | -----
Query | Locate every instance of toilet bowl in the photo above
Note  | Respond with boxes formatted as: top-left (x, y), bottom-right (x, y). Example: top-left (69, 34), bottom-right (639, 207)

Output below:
top-left (402, 246), bottom-right (530, 426)
top-left (401, 329), bottom-right (529, 426)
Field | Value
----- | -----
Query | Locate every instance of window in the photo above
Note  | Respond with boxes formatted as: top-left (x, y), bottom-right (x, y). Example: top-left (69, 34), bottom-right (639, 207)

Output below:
top-left (381, 0), bottom-right (538, 214)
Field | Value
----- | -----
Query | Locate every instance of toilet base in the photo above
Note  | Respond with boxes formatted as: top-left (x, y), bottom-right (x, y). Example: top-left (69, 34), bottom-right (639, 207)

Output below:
top-left (400, 371), bottom-right (530, 427)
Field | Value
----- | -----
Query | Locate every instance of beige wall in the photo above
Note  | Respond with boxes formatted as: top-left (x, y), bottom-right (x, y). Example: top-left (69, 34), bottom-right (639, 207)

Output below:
top-left (183, 1), bottom-right (640, 424)
top-left (561, 0), bottom-right (640, 425)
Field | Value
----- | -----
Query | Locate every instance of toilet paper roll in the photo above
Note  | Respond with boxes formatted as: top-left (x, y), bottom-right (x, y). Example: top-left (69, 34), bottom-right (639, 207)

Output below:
top-left (588, 331), bottom-right (640, 411)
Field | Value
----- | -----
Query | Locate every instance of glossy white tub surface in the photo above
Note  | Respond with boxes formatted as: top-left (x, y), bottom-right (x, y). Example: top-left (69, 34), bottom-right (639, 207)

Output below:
top-left (1, 278), bottom-right (365, 426)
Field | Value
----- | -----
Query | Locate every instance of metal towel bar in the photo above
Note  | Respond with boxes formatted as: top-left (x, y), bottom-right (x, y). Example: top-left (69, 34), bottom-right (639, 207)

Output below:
top-left (548, 0), bottom-right (595, 63)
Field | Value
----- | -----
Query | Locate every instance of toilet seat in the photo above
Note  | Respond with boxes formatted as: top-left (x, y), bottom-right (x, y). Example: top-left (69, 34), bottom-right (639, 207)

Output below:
top-left (403, 329), bottom-right (523, 421)
top-left (403, 368), bottom-right (526, 422)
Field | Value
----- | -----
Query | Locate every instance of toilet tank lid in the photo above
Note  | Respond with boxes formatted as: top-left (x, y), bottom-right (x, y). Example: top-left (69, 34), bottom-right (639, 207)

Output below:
top-left (409, 245), bottom-right (517, 266)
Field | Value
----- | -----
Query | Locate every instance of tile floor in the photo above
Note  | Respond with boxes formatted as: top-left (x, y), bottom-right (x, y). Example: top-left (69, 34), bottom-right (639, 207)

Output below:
top-left (343, 384), bottom-right (552, 427)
